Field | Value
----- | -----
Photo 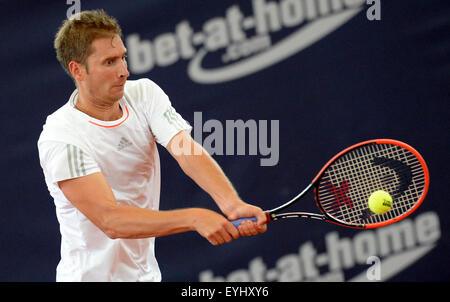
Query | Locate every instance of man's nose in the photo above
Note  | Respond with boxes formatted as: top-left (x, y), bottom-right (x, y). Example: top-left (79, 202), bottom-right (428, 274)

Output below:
top-left (119, 59), bottom-right (130, 78)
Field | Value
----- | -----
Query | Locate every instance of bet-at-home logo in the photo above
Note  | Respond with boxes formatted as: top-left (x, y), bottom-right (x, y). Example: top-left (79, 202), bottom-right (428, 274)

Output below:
top-left (126, 0), bottom-right (368, 84)
top-left (199, 211), bottom-right (441, 281)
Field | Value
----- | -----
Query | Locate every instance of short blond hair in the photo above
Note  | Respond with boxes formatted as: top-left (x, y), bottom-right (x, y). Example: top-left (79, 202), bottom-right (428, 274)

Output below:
top-left (54, 9), bottom-right (122, 77)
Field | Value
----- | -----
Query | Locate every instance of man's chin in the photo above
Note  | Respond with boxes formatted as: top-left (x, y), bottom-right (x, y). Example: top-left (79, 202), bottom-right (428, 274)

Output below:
top-left (111, 87), bottom-right (125, 101)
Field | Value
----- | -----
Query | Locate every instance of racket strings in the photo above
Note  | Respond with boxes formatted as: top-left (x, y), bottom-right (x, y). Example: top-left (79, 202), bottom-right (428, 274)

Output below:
top-left (317, 143), bottom-right (426, 226)
top-left (345, 146), bottom-right (420, 223)
top-left (321, 145), bottom-right (400, 220)
top-left (356, 149), bottom-right (420, 223)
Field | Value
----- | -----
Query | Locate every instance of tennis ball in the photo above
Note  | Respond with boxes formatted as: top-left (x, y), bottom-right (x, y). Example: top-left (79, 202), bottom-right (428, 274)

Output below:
top-left (368, 190), bottom-right (393, 215)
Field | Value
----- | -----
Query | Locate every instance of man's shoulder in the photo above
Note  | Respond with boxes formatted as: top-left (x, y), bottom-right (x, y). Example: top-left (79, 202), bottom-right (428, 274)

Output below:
top-left (38, 101), bottom-right (79, 146)
top-left (124, 78), bottom-right (155, 90)
top-left (43, 102), bottom-right (72, 128)
top-left (125, 78), bottom-right (151, 94)
top-left (124, 78), bottom-right (166, 102)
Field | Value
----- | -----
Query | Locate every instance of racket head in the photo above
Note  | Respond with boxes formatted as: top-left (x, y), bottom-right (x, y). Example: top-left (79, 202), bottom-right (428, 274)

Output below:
top-left (313, 139), bottom-right (429, 229)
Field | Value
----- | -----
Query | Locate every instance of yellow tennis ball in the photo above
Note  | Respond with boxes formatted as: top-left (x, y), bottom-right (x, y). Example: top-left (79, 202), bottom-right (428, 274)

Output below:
top-left (368, 190), bottom-right (393, 214)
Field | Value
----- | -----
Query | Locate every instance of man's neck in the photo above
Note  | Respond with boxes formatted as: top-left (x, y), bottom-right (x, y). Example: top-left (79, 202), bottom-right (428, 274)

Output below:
top-left (75, 92), bottom-right (122, 121)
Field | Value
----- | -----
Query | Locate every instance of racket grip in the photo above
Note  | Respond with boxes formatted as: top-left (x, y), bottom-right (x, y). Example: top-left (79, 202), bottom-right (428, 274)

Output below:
top-left (231, 217), bottom-right (257, 228)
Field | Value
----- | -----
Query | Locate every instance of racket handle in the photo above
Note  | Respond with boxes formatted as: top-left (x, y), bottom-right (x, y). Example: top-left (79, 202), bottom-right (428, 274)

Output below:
top-left (231, 217), bottom-right (257, 228)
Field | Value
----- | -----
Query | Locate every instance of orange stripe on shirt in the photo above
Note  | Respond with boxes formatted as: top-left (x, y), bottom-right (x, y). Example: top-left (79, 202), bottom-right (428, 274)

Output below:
top-left (88, 105), bottom-right (129, 128)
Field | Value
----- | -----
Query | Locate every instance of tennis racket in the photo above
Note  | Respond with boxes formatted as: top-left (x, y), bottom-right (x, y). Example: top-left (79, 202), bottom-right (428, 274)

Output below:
top-left (232, 139), bottom-right (429, 229)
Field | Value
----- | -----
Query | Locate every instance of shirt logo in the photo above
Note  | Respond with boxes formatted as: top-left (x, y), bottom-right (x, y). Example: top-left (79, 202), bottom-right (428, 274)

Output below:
top-left (117, 137), bottom-right (133, 151)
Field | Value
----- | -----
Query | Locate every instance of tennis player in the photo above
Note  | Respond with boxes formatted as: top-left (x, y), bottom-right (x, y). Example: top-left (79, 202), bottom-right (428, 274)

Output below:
top-left (37, 9), bottom-right (266, 282)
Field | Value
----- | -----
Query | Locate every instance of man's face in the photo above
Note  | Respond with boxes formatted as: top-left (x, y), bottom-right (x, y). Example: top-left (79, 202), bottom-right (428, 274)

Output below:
top-left (79, 35), bottom-right (130, 103)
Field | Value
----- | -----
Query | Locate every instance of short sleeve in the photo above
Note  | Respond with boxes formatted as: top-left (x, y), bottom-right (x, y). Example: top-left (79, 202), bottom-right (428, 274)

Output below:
top-left (142, 79), bottom-right (192, 147)
top-left (38, 141), bottom-right (101, 184)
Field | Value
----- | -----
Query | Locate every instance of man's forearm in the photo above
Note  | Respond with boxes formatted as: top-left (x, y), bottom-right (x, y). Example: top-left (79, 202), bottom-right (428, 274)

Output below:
top-left (167, 131), bottom-right (244, 215)
top-left (59, 172), bottom-right (207, 239)
top-left (103, 206), bottom-right (196, 239)
top-left (166, 131), bottom-right (268, 234)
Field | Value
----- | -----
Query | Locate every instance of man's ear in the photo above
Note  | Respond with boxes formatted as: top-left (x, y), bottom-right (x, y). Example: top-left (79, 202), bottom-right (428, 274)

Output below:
top-left (68, 61), bottom-right (86, 82)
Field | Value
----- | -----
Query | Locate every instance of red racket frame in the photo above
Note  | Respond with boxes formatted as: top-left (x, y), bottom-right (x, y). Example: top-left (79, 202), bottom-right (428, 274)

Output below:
top-left (312, 139), bottom-right (429, 229)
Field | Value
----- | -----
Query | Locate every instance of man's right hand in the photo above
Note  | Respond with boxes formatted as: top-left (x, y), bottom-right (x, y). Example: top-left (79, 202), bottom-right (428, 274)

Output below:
top-left (190, 208), bottom-right (240, 245)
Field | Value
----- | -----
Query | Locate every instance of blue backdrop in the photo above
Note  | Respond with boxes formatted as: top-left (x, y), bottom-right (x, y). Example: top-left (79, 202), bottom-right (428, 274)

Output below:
top-left (1, 0), bottom-right (448, 282)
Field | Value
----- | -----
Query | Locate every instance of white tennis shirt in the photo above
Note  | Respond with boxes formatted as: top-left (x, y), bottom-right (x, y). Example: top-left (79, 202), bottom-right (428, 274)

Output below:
top-left (38, 78), bottom-right (191, 281)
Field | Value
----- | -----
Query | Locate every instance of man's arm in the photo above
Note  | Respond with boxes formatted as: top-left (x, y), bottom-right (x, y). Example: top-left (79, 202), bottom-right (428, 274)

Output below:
top-left (165, 130), bottom-right (267, 236)
top-left (58, 172), bottom-right (239, 245)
